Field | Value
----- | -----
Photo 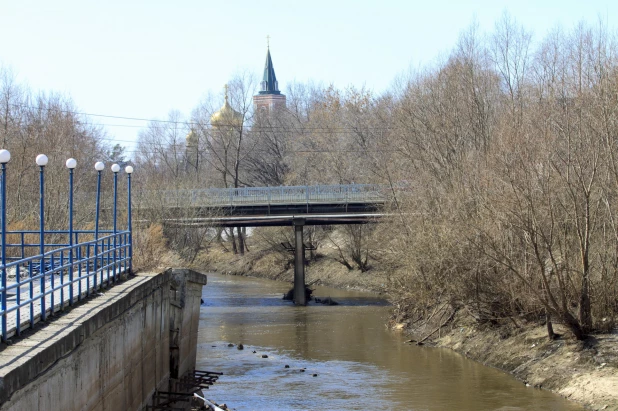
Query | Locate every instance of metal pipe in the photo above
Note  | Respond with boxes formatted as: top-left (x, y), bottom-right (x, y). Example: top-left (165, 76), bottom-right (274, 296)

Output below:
top-left (15, 265), bottom-right (20, 335)
top-left (28, 260), bottom-right (33, 327)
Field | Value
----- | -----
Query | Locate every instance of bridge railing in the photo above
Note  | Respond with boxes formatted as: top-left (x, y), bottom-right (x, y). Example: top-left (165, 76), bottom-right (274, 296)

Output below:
top-left (0, 150), bottom-right (134, 342)
top-left (137, 183), bottom-right (388, 208)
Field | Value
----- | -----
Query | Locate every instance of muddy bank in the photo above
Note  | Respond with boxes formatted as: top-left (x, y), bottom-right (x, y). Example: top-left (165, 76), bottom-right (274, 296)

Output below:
top-left (421, 322), bottom-right (618, 411)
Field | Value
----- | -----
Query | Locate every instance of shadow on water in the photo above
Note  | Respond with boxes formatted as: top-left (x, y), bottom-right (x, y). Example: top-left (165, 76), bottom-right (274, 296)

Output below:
top-left (202, 295), bottom-right (389, 308)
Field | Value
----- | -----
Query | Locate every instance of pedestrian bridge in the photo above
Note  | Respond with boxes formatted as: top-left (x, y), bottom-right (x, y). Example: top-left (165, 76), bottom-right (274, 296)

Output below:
top-left (136, 183), bottom-right (391, 306)
top-left (137, 183), bottom-right (389, 227)
top-left (134, 183), bottom-right (392, 306)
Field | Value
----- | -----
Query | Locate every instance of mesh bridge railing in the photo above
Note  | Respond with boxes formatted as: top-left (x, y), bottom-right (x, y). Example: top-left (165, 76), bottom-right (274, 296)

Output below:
top-left (137, 183), bottom-right (389, 208)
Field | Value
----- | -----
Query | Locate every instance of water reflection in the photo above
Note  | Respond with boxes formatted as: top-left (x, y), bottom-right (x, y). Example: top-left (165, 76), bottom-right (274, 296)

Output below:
top-left (197, 273), bottom-right (582, 411)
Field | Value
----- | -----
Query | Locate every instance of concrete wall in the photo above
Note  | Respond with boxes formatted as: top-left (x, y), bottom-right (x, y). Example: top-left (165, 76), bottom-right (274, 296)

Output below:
top-left (0, 268), bottom-right (206, 411)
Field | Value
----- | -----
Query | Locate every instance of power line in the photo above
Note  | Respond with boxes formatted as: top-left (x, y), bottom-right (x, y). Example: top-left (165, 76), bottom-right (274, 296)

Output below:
top-left (10, 102), bottom-right (396, 132)
top-left (8, 103), bottom-right (400, 153)
top-left (125, 148), bottom-right (399, 155)
top-left (10, 103), bottom-right (184, 125)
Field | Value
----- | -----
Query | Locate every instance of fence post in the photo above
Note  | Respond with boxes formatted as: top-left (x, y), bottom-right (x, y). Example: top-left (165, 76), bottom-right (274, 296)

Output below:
top-left (94, 162), bottom-right (104, 291)
top-left (126, 166), bottom-right (133, 273)
top-left (0, 149), bottom-right (10, 342)
top-left (66, 158), bottom-right (76, 305)
top-left (111, 164), bottom-right (120, 283)
top-left (36, 154), bottom-right (48, 320)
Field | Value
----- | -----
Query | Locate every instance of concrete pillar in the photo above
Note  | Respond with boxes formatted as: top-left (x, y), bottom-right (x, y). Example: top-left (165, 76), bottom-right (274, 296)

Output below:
top-left (293, 219), bottom-right (306, 305)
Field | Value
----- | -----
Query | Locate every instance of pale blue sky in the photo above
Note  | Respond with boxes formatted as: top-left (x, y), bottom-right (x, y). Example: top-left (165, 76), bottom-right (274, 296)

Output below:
top-left (1, 0), bottom-right (617, 154)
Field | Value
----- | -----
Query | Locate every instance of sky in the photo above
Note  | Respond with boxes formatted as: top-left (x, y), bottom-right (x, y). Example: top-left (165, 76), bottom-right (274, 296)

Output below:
top-left (1, 0), bottom-right (617, 157)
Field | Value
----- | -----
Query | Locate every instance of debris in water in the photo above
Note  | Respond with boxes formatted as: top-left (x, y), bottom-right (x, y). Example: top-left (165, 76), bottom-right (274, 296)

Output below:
top-left (282, 286), bottom-right (313, 301)
top-left (315, 296), bottom-right (338, 305)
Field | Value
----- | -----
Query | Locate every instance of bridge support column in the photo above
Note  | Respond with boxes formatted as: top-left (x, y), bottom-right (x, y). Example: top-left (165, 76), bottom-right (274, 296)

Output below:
top-left (293, 218), bottom-right (306, 306)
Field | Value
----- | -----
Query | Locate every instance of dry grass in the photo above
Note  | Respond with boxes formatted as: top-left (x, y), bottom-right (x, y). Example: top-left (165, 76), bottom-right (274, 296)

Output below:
top-left (196, 235), bottom-right (389, 293)
top-left (132, 223), bottom-right (176, 271)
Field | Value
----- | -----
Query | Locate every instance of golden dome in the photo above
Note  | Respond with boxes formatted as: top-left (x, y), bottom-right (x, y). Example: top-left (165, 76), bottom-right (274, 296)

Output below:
top-left (186, 129), bottom-right (198, 146)
top-left (210, 85), bottom-right (243, 127)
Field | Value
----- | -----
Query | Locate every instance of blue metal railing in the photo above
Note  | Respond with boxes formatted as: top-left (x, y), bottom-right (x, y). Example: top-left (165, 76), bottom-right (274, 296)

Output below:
top-left (1, 230), bottom-right (130, 338)
top-left (0, 151), bottom-right (134, 342)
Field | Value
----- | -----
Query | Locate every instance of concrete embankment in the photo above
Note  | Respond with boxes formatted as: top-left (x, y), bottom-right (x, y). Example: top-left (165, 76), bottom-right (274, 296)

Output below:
top-left (0, 268), bottom-right (206, 411)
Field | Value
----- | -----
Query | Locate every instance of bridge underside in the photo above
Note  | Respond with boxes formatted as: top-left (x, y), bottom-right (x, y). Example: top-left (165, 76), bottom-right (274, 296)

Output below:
top-left (168, 201), bottom-right (380, 218)
top-left (164, 213), bottom-right (382, 228)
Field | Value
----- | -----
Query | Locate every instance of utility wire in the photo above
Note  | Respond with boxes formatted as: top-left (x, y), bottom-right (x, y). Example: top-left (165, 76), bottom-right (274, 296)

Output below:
top-left (10, 103), bottom-right (396, 132)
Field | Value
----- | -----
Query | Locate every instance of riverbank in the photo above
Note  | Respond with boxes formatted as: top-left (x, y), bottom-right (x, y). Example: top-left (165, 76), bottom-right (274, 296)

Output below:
top-left (193, 243), bottom-right (617, 410)
top-left (196, 246), bottom-right (389, 294)
top-left (427, 321), bottom-right (618, 411)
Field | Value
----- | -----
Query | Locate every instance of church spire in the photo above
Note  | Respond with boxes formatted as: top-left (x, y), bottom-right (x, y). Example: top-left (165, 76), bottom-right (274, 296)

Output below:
top-left (253, 37), bottom-right (286, 112)
top-left (259, 40), bottom-right (281, 95)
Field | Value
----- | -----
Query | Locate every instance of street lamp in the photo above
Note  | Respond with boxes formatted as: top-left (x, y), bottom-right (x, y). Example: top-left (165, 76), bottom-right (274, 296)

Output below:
top-left (36, 154), bottom-right (48, 320)
top-left (93, 161), bottom-right (104, 292)
top-left (111, 164), bottom-right (119, 283)
top-left (0, 149), bottom-right (10, 341)
top-left (66, 158), bottom-right (76, 305)
top-left (125, 166), bottom-right (133, 273)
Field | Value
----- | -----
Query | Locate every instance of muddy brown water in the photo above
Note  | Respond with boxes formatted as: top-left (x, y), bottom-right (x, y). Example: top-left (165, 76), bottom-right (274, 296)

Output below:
top-left (196, 273), bottom-right (583, 411)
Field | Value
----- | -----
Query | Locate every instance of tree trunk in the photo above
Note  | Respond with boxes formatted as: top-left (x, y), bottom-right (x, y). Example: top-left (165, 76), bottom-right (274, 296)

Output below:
top-left (546, 310), bottom-right (555, 340)
top-left (228, 228), bottom-right (238, 254)
top-left (237, 226), bottom-right (245, 256)
top-left (558, 310), bottom-right (585, 340)
top-left (579, 273), bottom-right (591, 333)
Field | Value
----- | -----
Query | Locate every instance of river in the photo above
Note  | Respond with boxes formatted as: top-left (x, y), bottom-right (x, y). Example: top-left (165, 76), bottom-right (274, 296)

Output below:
top-left (196, 273), bottom-right (583, 411)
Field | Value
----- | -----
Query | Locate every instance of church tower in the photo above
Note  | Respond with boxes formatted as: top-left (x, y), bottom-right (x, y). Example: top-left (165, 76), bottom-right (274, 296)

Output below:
top-left (253, 41), bottom-right (286, 114)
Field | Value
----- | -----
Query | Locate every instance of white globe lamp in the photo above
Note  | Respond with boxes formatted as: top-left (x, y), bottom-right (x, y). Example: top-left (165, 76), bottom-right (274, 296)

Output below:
top-left (36, 154), bottom-right (49, 167)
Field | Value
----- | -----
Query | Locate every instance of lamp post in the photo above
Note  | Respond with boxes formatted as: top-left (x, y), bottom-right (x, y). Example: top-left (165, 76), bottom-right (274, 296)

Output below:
top-left (94, 161), bottom-right (104, 291)
top-left (111, 163), bottom-right (120, 283)
top-left (66, 158), bottom-right (76, 305)
top-left (36, 154), bottom-right (48, 320)
top-left (125, 166), bottom-right (133, 273)
top-left (0, 149), bottom-right (10, 342)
